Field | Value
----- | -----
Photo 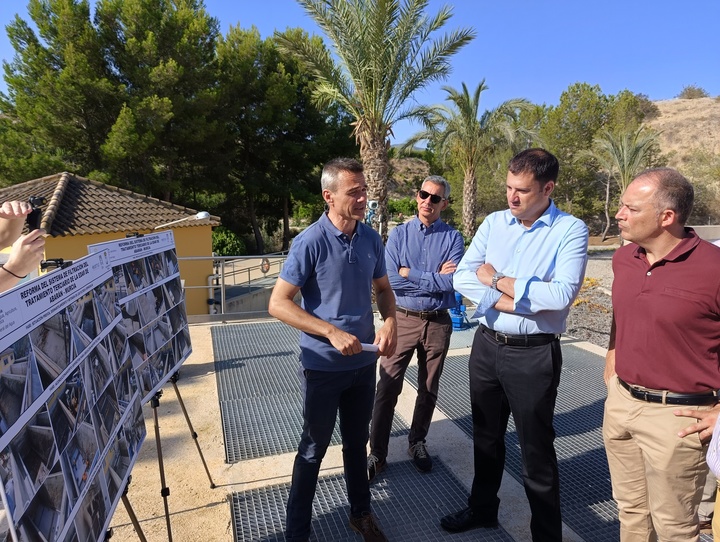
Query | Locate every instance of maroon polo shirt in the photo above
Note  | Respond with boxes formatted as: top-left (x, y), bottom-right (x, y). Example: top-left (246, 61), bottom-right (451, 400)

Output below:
top-left (612, 229), bottom-right (720, 392)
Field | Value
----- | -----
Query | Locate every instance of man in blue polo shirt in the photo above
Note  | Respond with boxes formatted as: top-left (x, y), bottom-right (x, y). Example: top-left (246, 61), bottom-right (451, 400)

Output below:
top-left (269, 157), bottom-right (397, 542)
top-left (368, 175), bottom-right (464, 481)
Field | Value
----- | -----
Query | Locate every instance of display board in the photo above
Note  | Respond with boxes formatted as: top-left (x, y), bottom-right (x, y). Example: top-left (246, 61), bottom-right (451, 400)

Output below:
top-left (0, 251), bottom-right (147, 542)
top-left (0, 231), bottom-right (192, 541)
top-left (88, 231), bottom-right (192, 404)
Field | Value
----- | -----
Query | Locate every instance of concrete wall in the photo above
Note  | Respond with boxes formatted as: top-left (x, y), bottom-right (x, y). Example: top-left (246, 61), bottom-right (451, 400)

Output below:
top-left (690, 225), bottom-right (720, 242)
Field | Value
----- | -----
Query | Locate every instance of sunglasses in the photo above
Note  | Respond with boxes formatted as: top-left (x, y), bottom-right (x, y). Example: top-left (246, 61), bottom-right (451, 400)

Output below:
top-left (418, 190), bottom-right (445, 204)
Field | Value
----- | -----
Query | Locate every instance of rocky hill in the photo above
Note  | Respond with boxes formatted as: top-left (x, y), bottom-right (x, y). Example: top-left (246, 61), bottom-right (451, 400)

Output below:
top-left (646, 97), bottom-right (720, 168)
top-left (387, 156), bottom-right (430, 199)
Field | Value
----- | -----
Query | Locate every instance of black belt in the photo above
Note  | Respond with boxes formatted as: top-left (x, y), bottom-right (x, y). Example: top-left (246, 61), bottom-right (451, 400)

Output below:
top-left (617, 377), bottom-right (719, 406)
top-left (480, 324), bottom-right (559, 347)
top-left (397, 306), bottom-right (448, 320)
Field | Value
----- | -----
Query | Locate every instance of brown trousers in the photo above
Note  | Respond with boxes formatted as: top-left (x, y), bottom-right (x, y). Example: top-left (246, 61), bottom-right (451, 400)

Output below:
top-left (369, 310), bottom-right (452, 460)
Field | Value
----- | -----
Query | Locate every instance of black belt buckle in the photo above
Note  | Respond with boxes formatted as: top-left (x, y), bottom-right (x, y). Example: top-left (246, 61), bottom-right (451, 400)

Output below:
top-left (495, 331), bottom-right (510, 344)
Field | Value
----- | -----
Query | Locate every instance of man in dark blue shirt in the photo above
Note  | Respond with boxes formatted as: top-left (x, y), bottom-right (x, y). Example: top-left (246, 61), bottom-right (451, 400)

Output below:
top-left (269, 158), bottom-right (397, 542)
top-left (368, 175), bottom-right (464, 480)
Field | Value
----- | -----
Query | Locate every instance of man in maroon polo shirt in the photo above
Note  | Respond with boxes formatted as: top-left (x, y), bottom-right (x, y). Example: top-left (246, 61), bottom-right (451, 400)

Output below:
top-left (603, 167), bottom-right (720, 542)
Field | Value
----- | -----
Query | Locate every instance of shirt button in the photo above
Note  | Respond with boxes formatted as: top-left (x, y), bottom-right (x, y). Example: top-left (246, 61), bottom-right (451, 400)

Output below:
top-left (646, 271), bottom-right (651, 276)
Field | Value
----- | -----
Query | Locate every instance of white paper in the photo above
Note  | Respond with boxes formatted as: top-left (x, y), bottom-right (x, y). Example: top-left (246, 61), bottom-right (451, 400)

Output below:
top-left (361, 342), bottom-right (379, 352)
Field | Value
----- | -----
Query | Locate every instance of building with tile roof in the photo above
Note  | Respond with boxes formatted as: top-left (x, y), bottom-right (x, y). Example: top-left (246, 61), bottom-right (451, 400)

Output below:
top-left (0, 172), bottom-right (220, 315)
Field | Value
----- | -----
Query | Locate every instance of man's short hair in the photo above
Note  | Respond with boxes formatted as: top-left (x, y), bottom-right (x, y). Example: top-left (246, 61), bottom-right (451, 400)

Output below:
top-left (321, 158), bottom-right (364, 192)
top-left (508, 148), bottom-right (559, 185)
top-left (636, 167), bottom-right (694, 225)
top-left (423, 175), bottom-right (451, 199)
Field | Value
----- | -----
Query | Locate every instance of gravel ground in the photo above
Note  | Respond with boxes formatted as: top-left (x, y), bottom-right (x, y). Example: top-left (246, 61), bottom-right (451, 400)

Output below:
top-left (565, 251), bottom-right (614, 349)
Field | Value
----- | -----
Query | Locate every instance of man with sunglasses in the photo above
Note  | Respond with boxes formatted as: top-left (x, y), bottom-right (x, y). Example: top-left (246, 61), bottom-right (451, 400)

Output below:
top-left (368, 175), bottom-right (464, 481)
top-left (442, 149), bottom-right (588, 541)
top-left (269, 157), bottom-right (397, 542)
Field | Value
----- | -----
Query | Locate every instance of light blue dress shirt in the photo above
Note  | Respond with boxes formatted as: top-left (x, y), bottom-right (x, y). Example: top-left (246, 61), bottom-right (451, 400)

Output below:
top-left (386, 216), bottom-right (465, 311)
top-left (454, 200), bottom-right (588, 335)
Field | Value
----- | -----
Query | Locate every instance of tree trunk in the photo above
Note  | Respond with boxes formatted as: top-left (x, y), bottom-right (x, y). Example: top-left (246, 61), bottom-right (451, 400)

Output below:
top-left (282, 196), bottom-right (290, 251)
top-left (601, 177), bottom-right (611, 242)
top-left (248, 195), bottom-right (265, 254)
top-left (360, 132), bottom-right (390, 241)
top-left (462, 169), bottom-right (477, 239)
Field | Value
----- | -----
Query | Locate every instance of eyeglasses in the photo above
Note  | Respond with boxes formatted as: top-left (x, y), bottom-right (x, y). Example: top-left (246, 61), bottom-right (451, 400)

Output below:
top-left (418, 190), bottom-right (445, 204)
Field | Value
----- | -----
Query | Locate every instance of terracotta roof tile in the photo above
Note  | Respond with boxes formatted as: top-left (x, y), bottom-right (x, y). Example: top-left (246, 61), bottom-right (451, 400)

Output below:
top-left (0, 172), bottom-right (220, 236)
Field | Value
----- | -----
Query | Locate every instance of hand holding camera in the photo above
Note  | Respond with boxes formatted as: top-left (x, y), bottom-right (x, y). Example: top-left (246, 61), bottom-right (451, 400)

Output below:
top-left (26, 196), bottom-right (47, 231)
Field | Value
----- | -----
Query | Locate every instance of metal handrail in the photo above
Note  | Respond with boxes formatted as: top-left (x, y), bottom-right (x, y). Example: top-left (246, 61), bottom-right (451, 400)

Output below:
top-left (178, 253), bottom-right (287, 317)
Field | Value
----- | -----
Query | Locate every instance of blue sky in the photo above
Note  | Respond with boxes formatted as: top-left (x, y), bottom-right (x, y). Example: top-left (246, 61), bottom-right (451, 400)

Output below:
top-left (1, 0), bottom-right (718, 144)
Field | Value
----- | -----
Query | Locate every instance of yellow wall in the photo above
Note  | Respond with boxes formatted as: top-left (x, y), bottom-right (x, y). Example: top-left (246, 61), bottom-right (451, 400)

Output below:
top-left (41, 226), bottom-right (214, 315)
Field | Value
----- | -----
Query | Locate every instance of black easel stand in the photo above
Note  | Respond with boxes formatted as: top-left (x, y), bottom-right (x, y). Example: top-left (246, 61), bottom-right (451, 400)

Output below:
top-left (104, 477), bottom-right (148, 542)
top-left (169, 371), bottom-right (216, 488)
top-left (150, 390), bottom-right (174, 542)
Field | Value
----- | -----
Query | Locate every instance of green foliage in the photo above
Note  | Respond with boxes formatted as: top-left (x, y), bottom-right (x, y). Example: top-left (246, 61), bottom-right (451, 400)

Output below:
top-left (402, 80), bottom-right (534, 237)
top-left (277, 0), bottom-right (475, 237)
top-left (677, 85), bottom-right (709, 99)
top-left (634, 93), bottom-right (660, 120)
top-left (212, 226), bottom-right (246, 256)
top-left (539, 83), bottom-right (610, 219)
top-left (292, 194), bottom-right (325, 223)
top-left (387, 197), bottom-right (416, 217)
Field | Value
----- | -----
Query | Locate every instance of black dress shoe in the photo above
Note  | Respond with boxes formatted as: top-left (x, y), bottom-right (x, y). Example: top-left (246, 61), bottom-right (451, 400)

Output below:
top-left (440, 507), bottom-right (498, 533)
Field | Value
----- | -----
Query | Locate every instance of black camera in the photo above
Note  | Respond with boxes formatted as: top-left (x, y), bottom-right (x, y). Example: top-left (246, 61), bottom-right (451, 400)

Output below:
top-left (26, 196), bottom-right (47, 231)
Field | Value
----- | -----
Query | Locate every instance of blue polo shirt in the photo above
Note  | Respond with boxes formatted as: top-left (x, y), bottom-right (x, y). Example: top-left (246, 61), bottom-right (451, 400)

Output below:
top-left (280, 213), bottom-right (386, 371)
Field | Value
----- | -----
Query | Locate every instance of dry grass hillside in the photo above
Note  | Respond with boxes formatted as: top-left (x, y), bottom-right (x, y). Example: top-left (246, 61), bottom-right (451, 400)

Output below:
top-left (387, 156), bottom-right (430, 198)
top-left (646, 97), bottom-right (720, 168)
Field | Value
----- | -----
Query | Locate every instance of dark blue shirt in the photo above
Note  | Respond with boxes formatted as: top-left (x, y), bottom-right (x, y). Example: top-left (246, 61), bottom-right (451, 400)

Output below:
top-left (386, 216), bottom-right (465, 311)
top-left (280, 213), bottom-right (386, 371)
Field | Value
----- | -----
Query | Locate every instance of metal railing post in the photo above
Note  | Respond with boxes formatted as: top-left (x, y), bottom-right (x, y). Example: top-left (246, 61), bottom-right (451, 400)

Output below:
top-left (220, 262), bottom-right (226, 314)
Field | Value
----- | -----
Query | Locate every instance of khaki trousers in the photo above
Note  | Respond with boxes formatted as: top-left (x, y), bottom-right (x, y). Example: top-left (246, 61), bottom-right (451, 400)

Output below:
top-left (603, 375), bottom-right (710, 542)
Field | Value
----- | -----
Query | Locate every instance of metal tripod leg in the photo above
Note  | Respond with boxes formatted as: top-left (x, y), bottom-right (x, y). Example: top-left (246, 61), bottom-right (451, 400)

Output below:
top-left (121, 476), bottom-right (149, 542)
top-left (150, 390), bottom-right (173, 542)
top-left (169, 371), bottom-right (216, 488)
top-left (104, 476), bottom-right (149, 542)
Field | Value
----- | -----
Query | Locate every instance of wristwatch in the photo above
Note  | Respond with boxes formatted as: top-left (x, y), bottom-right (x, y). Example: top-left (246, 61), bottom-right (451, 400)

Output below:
top-left (491, 272), bottom-right (505, 290)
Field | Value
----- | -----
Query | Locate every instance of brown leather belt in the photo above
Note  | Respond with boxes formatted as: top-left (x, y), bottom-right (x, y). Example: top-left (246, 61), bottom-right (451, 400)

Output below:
top-left (480, 324), bottom-right (559, 347)
top-left (617, 377), bottom-right (719, 406)
top-left (397, 306), bottom-right (448, 320)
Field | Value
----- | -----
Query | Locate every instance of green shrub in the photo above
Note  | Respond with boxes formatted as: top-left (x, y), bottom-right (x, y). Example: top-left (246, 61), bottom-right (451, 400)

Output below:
top-left (677, 85), bottom-right (709, 99)
top-left (293, 195), bottom-right (325, 222)
top-left (212, 226), bottom-right (246, 256)
top-left (388, 197), bottom-right (416, 217)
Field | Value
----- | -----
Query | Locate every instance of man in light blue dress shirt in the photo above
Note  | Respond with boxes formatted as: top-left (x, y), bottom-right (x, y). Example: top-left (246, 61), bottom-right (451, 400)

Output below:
top-left (440, 149), bottom-right (588, 541)
top-left (368, 175), bottom-right (465, 481)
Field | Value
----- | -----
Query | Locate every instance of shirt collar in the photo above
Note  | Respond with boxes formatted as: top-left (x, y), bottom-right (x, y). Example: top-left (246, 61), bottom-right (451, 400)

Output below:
top-left (632, 227), bottom-right (701, 263)
top-left (319, 212), bottom-right (361, 239)
top-left (412, 215), bottom-right (443, 231)
top-left (506, 199), bottom-right (558, 229)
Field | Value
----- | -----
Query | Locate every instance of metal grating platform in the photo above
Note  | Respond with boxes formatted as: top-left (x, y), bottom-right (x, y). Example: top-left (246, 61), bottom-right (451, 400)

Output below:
top-left (448, 322), bottom-right (479, 350)
top-left (230, 459), bottom-right (514, 541)
top-left (408, 342), bottom-right (636, 541)
top-left (213, 322), bottom-right (408, 462)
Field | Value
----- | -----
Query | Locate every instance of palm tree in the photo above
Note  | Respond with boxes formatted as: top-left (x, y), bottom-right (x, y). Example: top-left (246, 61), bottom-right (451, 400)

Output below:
top-left (584, 126), bottom-right (660, 241)
top-left (402, 81), bottom-right (533, 238)
top-left (276, 0), bottom-right (475, 237)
